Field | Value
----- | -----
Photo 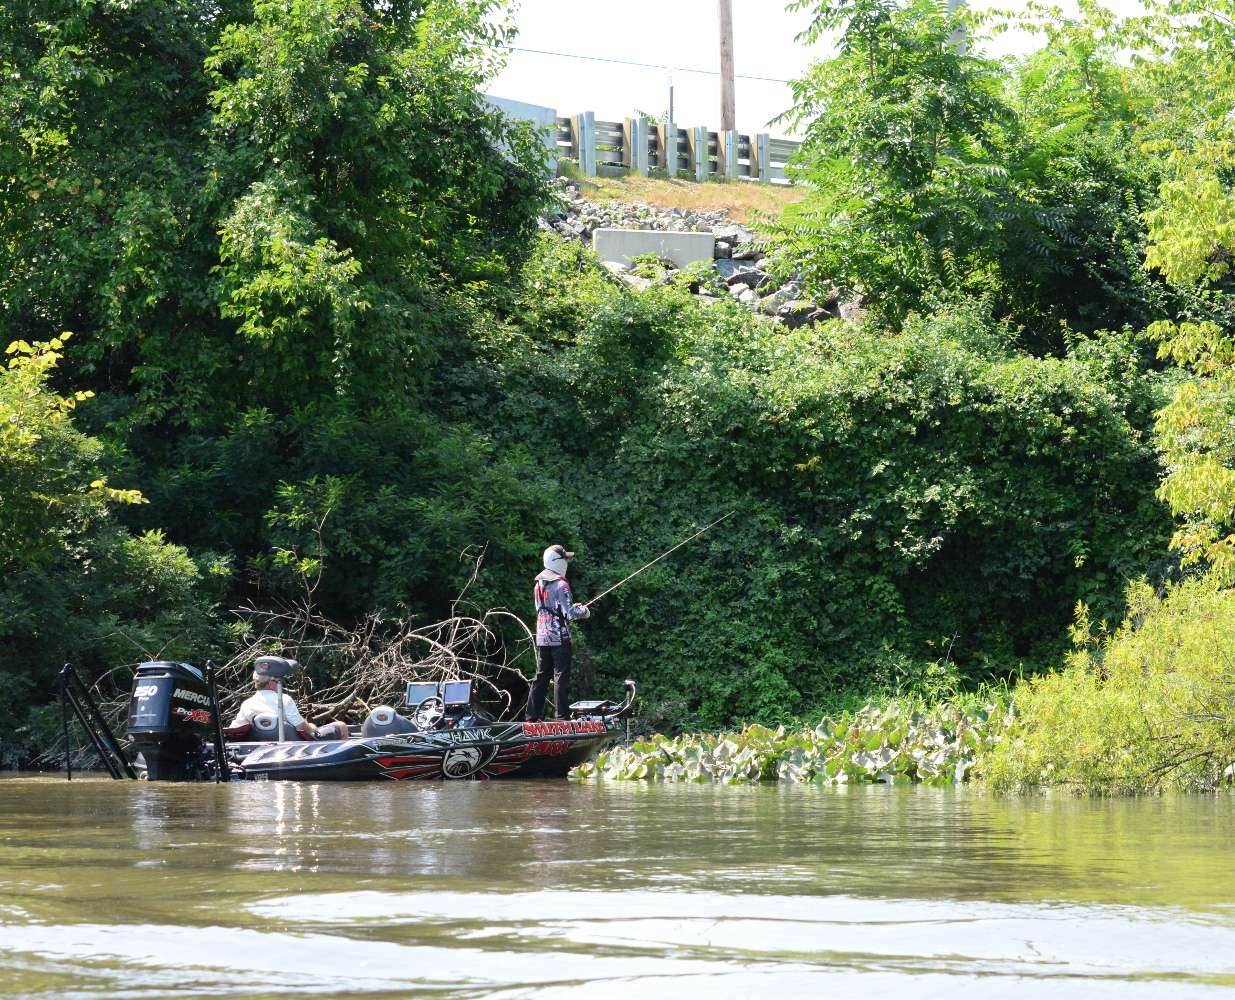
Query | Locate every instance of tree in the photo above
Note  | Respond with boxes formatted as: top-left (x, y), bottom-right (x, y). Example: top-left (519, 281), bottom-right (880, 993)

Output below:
top-left (0, 336), bottom-right (225, 764)
top-left (0, 334), bottom-right (139, 571)
top-left (774, 0), bottom-right (1037, 325)
top-left (1, 0), bottom-right (550, 617)
top-left (1136, 1), bottom-right (1235, 582)
top-left (773, 0), bottom-right (1173, 349)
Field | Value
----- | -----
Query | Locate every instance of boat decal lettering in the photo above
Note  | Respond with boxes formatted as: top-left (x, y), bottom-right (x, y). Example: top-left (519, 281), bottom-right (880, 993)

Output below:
top-left (522, 719), bottom-right (606, 737)
top-left (173, 688), bottom-right (212, 706)
top-left (445, 728), bottom-right (495, 745)
top-left (172, 706), bottom-right (212, 724)
top-left (525, 739), bottom-right (572, 757)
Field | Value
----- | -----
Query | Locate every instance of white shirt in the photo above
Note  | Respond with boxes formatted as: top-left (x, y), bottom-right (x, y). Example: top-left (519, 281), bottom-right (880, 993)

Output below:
top-left (230, 689), bottom-right (306, 729)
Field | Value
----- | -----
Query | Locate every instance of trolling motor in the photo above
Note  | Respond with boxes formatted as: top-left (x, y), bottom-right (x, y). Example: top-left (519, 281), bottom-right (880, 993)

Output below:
top-left (568, 679), bottom-right (637, 719)
top-left (126, 661), bottom-right (227, 781)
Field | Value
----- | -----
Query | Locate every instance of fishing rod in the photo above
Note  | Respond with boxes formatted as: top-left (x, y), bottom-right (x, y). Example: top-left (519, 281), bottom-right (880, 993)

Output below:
top-left (583, 511), bottom-right (735, 609)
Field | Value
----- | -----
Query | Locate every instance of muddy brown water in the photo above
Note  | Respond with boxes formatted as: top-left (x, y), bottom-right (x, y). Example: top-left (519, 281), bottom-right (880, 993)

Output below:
top-left (1, 774), bottom-right (1234, 998)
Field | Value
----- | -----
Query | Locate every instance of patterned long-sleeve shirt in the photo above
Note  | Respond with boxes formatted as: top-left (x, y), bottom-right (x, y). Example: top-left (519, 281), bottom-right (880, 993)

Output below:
top-left (534, 570), bottom-right (589, 646)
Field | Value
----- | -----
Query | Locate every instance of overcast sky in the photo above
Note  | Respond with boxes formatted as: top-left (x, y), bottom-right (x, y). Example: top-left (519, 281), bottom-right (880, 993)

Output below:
top-left (487, 0), bottom-right (1144, 138)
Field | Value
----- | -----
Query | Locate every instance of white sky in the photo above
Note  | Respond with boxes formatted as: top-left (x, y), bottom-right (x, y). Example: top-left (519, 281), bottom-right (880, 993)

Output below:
top-left (487, 0), bottom-right (1145, 138)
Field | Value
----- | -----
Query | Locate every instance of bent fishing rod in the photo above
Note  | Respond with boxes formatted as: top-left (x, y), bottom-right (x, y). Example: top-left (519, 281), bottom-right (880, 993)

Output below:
top-left (583, 511), bottom-right (735, 609)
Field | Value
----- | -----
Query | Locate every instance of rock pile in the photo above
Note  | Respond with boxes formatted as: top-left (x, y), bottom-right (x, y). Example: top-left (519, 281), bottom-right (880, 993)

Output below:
top-left (541, 178), bottom-right (863, 328)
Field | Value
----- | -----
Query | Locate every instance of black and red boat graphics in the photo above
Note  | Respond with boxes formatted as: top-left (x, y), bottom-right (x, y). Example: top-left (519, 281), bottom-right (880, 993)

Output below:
top-left (233, 717), bottom-right (619, 781)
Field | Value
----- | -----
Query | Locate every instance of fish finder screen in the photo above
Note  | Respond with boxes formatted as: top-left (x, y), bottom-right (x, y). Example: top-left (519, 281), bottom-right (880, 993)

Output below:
top-left (405, 682), bottom-right (438, 707)
top-left (442, 681), bottom-right (471, 706)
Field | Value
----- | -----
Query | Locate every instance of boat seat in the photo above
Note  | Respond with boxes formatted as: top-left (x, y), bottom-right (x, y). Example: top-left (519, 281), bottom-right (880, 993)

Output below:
top-left (247, 712), bottom-right (303, 742)
top-left (361, 705), bottom-right (416, 737)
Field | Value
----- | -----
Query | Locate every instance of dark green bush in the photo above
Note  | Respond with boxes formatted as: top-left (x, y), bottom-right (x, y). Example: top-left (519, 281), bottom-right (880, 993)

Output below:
top-left (467, 243), bottom-right (1171, 730)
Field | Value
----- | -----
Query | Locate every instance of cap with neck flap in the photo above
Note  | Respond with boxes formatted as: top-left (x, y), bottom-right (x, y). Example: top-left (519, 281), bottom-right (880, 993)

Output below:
top-left (542, 544), bottom-right (574, 576)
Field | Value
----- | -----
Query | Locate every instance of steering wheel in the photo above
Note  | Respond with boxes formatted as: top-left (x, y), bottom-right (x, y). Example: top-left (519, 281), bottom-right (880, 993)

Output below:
top-left (413, 696), bottom-right (446, 732)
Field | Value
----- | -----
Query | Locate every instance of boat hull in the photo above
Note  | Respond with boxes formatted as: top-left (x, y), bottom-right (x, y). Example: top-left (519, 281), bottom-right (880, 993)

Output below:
top-left (232, 718), bottom-right (619, 781)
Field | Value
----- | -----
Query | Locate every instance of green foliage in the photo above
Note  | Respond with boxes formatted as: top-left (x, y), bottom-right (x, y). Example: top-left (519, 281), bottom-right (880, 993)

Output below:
top-left (573, 695), bottom-right (1013, 784)
top-left (1145, 143), bottom-right (1235, 289)
top-left (986, 578), bottom-right (1235, 793)
top-left (0, 334), bottom-right (138, 571)
top-left (776, 0), bottom-right (1036, 326)
top-left (774, 0), bottom-right (1171, 349)
top-left (974, 3), bottom-right (1235, 791)
top-left (1138, 0), bottom-right (1235, 298)
top-left (0, 338), bottom-right (227, 766)
top-left (253, 409), bottom-right (574, 617)
top-left (1132, 4), bottom-right (1235, 584)
top-left (477, 247), bottom-right (1169, 730)
top-left (627, 253), bottom-right (675, 280)
top-left (1, 0), bottom-right (1224, 771)
top-left (1147, 320), bottom-right (1235, 582)
top-left (670, 261), bottom-right (728, 297)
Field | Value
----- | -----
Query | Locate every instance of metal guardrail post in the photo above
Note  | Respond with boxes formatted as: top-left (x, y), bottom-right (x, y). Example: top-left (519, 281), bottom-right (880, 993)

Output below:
top-left (571, 111), bottom-right (597, 177)
top-left (689, 126), bottom-right (707, 182)
top-left (624, 115), bottom-right (649, 176)
top-left (721, 129), bottom-right (739, 179)
top-left (756, 133), bottom-right (771, 183)
top-left (658, 121), bottom-right (678, 177)
top-left (582, 111), bottom-right (596, 177)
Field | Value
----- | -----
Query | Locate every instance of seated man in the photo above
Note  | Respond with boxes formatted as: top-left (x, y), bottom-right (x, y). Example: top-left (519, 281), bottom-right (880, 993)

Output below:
top-left (229, 665), bottom-right (349, 741)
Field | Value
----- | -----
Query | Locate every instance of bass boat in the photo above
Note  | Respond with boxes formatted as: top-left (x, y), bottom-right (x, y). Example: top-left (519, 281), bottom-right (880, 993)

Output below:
top-left (59, 657), bottom-right (633, 783)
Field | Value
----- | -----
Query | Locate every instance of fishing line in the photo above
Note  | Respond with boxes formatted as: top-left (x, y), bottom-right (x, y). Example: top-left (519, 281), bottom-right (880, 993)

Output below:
top-left (584, 511), bottom-right (735, 609)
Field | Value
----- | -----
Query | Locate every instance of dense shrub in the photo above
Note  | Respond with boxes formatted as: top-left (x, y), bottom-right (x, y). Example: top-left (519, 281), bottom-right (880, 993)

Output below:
top-left (0, 340), bottom-right (226, 765)
top-left (473, 247), bottom-right (1170, 729)
top-left (986, 578), bottom-right (1235, 793)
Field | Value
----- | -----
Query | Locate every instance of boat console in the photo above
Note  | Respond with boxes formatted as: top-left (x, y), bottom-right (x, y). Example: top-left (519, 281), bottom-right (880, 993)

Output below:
top-left (400, 679), bottom-right (492, 731)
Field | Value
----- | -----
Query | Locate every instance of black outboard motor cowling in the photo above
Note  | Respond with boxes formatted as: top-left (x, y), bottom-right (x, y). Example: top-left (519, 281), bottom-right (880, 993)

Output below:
top-left (126, 662), bottom-right (214, 780)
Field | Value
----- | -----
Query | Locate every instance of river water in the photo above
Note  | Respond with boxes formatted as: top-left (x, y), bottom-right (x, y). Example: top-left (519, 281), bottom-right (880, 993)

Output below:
top-left (1, 775), bottom-right (1234, 998)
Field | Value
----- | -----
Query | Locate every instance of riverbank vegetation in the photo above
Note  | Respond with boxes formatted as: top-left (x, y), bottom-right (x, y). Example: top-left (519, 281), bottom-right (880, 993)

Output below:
top-left (4, 0), bottom-right (1235, 790)
top-left (574, 694), bottom-right (1012, 785)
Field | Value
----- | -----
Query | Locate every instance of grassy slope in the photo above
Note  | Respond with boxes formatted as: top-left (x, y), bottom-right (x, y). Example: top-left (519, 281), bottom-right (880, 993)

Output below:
top-left (575, 174), bottom-right (804, 225)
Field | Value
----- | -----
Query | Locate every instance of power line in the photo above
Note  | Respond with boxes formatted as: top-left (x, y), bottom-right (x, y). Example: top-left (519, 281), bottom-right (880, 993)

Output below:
top-left (501, 45), bottom-right (793, 84)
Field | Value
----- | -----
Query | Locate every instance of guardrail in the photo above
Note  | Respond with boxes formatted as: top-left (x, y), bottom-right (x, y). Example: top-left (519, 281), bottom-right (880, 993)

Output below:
top-left (557, 112), bottom-right (798, 184)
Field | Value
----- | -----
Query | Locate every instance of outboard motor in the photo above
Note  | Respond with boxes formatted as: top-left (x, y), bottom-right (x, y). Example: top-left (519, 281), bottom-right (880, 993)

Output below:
top-left (126, 661), bottom-right (215, 780)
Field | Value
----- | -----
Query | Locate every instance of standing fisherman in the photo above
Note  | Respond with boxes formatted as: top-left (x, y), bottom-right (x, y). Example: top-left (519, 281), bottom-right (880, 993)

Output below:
top-left (529, 544), bottom-right (591, 722)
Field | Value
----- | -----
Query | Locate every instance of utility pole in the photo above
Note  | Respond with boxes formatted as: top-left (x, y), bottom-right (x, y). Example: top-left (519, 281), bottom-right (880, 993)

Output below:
top-left (947, 0), bottom-right (967, 54)
top-left (718, 0), bottom-right (735, 132)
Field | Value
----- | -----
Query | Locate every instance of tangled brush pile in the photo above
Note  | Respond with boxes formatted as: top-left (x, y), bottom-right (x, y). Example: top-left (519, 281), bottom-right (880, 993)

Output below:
top-left (48, 557), bottom-right (537, 768)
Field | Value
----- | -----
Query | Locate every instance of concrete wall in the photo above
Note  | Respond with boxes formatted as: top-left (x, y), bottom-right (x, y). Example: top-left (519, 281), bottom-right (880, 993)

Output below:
top-left (593, 229), bottom-right (716, 269)
top-left (485, 95), bottom-right (559, 167)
